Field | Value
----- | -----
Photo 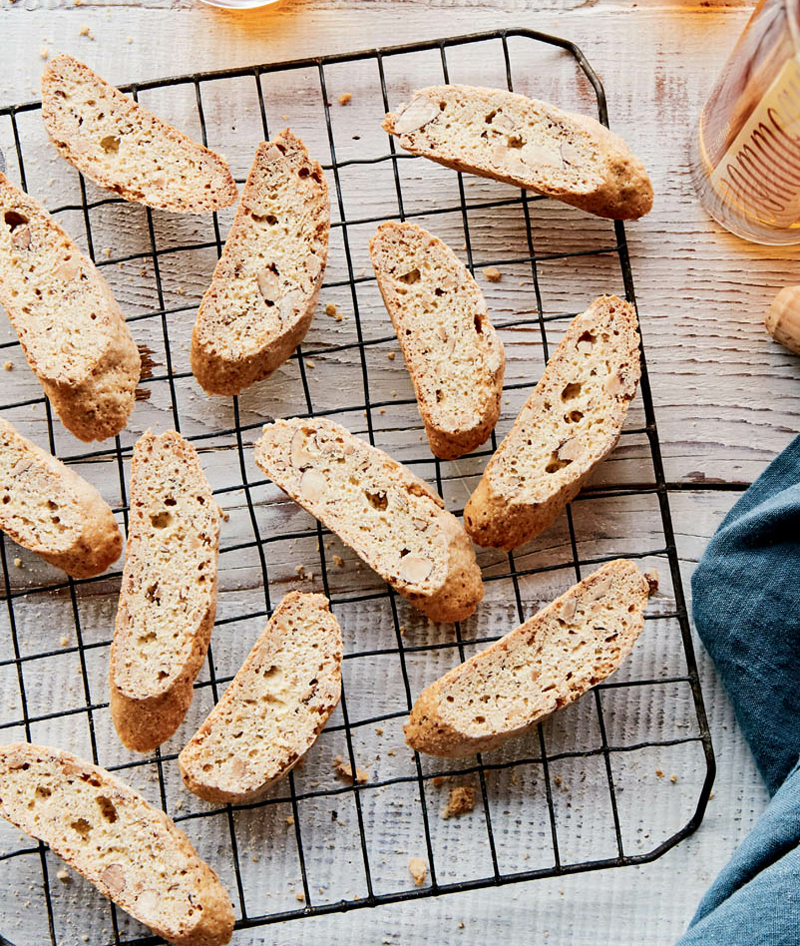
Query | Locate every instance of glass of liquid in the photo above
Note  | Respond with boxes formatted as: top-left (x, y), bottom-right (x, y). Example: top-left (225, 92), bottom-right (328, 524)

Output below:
top-left (199, 0), bottom-right (282, 9)
top-left (691, 0), bottom-right (800, 244)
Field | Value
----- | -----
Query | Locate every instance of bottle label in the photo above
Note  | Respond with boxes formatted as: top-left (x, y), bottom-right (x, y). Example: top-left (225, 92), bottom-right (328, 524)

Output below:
top-left (710, 54), bottom-right (800, 228)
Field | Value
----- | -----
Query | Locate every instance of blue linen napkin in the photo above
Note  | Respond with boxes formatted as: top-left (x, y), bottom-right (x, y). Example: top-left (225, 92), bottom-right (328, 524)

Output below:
top-left (675, 434), bottom-right (800, 944)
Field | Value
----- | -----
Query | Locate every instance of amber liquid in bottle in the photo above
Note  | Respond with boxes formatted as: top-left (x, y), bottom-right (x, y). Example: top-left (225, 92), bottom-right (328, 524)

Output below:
top-left (692, 0), bottom-right (800, 244)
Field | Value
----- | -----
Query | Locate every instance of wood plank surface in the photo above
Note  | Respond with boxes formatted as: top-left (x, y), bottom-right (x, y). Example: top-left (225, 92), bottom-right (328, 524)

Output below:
top-left (0, 2), bottom-right (790, 944)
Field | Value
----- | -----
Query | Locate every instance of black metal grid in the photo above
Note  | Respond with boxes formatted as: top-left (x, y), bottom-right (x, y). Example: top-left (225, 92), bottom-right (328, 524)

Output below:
top-left (0, 28), bottom-right (715, 945)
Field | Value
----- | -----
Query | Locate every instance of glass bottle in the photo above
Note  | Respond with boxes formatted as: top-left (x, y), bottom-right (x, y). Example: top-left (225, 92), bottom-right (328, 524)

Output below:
top-left (691, 0), bottom-right (800, 244)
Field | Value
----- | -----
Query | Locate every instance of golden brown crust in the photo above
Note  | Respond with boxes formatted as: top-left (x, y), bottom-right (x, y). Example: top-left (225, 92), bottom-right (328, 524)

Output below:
top-left (110, 430), bottom-right (220, 752)
top-left (0, 417), bottom-right (122, 577)
top-left (464, 296), bottom-right (640, 550)
top-left (191, 131), bottom-right (329, 395)
top-left (0, 743), bottom-right (234, 946)
top-left (254, 418), bottom-right (483, 623)
top-left (42, 55), bottom-right (238, 214)
top-left (383, 85), bottom-right (653, 221)
top-left (405, 560), bottom-right (652, 757)
top-left (179, 592), bottom-right (342, 804)
top-left (110, 678), bottom-right (197, 755)
top-left (0, 173), bottom-right (140, 441)
top-left (370, 222), bottom-right (504, 460)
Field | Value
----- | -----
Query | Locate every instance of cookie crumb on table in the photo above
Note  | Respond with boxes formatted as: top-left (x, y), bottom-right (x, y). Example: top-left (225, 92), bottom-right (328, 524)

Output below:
top-left (39, 46), bottom-right (49, 60)
top-left (332, 554), bottom-right (344, 567)
top-left (408, 857), bottom-right (427, 886)
top-left (483, 266), bottom-right (501, 282)
top-left (432, 775), bottom-right (447, 788)
top-left (4, 362), bottom-right (12, 370)
top-left (335, 758), bottom-right (369, 784)
top-left (656, 769), bottom-right (664, 778)
top-left (56, 869), bottom-right (70, 883)
top-left (387, 351), bottom-right (395, 360)
top-left (338, 93), bottom-right (352, 106)
top-left (443, 786), bottom-right (475, 819)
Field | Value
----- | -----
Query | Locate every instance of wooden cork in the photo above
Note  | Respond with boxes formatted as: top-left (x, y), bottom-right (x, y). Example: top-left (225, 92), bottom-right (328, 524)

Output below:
top-left (766, 287), bottom-right (800, 355)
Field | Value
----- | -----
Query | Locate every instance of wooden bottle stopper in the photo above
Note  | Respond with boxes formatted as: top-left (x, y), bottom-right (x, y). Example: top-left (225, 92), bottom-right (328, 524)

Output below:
top-left (767, 286), bottom-right (800, 355)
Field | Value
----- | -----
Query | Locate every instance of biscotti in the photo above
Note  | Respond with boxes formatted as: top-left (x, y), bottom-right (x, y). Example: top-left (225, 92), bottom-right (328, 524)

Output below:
top-left (464, 296), bottom-right (641, 550)
top-left (370, 222), bottom-right (505, 459)
top-left (42, 54), bottom-right (237, 214)
top-left (179, 592), bottom-right (342, 803)
top-left (0, 743), bottom-right (234, 946)
top-left (0, 173), bottom-right (140, 441)
top-left (191, 132), bottom-right (329, 395)
top-left (110, 430), bottom-right (220, 753)
top-left (383, 85), bottom-right (653, 220)
top-left (0, 417), bottom-right (122, 577)
top-left (405, 560), bottom-right (654, 757)
top-left (254, 418), bottom-right (483, 622)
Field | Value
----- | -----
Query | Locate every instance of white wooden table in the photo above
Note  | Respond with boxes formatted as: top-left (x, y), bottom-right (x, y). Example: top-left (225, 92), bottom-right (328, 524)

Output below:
top-left (1, 0), bottom-right (795, 943)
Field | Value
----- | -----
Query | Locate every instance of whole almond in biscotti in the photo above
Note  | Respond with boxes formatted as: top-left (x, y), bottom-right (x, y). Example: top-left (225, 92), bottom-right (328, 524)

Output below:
top-left (0, 416), bottom-right (122, 578)
top-left (0, 743), bottom-right (234, 946)
top-left (383, 85), bottom-right (653, 220)
top-left (191, 131), bottom-right (329, 395)
top-left (41, 54), bottom-right (237, 214)
top-left (179, 592), bottom-right (342, 804)
top-left (110, 430), bottom-right (221, 753)
top-left (254, 418), bottom-right (483, 623)
top-left (369, 222), bottom-right (505, 459)
top-left (405, 560), bottom-right (655, 757)
top-left (0, 173), bottom-right (140, 442)
top-left (464, 295), bottom-right (641, 551)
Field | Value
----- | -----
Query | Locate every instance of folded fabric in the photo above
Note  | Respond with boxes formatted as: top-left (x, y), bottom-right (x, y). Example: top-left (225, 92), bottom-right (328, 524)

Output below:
top-left (678, 761), bottom-right (800, 944)
top-left (676, 433), bottom-right (800, 944)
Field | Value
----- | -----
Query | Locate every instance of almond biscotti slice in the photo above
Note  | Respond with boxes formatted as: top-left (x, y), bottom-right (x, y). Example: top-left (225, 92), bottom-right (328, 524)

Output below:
top-left (191, 132), bottom-right (329, 395)
top-left (0, 417), bottom-right (122, 578)
top-left (370, 222), bottom-right (505, 459)
top-left (254, 418), bottom-right (483, 622)
top-left (405, 560), bottom-right (655, 757)
top-left (0, 173), bottom-right (140, 441)
top-left (0, 743), bottom-right (234, 946)
top-left (383, 85), bottom-right (653, 220)
top-left (464, 296), bottom-right (641, 550)
top-left (179, 592), bottom-right (342, 803)
top-left (110, 430), bottom-right (221, 753)
top-left (41, 55), bottom-right (237, 214)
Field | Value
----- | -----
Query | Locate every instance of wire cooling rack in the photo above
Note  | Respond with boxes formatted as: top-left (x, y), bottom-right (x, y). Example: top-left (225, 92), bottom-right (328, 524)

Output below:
top-left (0, 28), bottom-right (715, 946)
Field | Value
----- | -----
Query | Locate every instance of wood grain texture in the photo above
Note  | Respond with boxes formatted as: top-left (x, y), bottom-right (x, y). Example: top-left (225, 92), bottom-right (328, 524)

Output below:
top-left (0, 2), bottom-right (788, 944)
